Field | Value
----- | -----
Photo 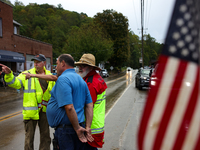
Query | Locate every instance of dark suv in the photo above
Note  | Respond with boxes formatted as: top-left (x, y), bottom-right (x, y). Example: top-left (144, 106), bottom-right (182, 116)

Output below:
top-left (135, 68), bottom-right (151, 90)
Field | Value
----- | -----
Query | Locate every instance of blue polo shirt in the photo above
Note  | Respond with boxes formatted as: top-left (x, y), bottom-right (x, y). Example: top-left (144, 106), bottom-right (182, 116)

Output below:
top-left (46, 69), bottom-right (92, 128)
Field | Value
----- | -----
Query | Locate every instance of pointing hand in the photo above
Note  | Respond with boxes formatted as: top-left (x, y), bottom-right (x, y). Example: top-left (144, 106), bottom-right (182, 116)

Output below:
top-left (22, 73), bottom-right (32, 80)
top-left (0, 64), bottom-right (11, 74)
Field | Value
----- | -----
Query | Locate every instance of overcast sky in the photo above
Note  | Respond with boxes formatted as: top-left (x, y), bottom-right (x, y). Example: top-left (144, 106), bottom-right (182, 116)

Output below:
top-left (10, 0), bottom-right (175, 43)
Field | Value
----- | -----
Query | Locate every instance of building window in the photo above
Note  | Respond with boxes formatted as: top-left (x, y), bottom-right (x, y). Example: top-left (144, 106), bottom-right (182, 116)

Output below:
top-left (0, 18), bottom-right (2, 37)
top-left (14, 25), bottom-right (17, 34)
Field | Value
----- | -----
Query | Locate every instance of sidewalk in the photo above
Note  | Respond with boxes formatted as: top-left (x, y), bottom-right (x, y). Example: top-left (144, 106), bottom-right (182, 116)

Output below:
top-left (0, 86), bottom-right (23, 105)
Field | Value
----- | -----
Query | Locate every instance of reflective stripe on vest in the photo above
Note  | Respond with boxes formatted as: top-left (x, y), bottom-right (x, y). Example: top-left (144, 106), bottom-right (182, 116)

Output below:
top-left (18, 78), bottom-right (23, 88)
top-left (38, 100), bottom-right (48, 108)
top-left (95, 95), bottom-right (106, 104)
top-left (6, 76), bottom-right (16, 85)
top-left (23, 78), bottom-right (38, 111)
top-left (24, 79), bottom-right (36, 93)
top-left (91, 126), bottom-right (104, 134)
top-left (7, 77), bottom-right (23, 88)
top-left (42, 100), bottom-right (48, 106)
top-left (23, 107), bottom-right (38, 110)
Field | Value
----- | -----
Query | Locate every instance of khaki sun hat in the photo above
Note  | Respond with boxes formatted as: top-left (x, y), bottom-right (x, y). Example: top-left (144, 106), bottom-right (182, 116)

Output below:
top-left (75, 53), bottom-right (101, 70)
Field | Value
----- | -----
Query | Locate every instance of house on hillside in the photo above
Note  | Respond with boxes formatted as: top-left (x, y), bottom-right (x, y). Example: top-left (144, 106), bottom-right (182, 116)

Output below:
top-left (0, 1), bottom-right (53, 73)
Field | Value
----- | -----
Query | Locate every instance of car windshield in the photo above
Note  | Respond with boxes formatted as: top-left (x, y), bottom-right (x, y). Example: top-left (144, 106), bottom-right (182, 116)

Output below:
top-left (141, 69), bottom-right (150, 75)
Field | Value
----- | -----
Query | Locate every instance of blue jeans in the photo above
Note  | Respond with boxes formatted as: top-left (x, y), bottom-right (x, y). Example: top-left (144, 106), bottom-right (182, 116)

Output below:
top-left (54, 124), bottom-right (87, 150)
top-left (83, 143), bottom-right (98, 150)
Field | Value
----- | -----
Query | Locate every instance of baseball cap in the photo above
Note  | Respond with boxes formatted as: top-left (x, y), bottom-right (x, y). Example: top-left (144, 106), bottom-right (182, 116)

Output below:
top-left (31, 54), bottom-right (46, 61)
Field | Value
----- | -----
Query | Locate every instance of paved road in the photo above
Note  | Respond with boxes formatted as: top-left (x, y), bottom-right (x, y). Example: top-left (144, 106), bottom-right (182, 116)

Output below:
top-left (99, 74), bottom-right (148, 150)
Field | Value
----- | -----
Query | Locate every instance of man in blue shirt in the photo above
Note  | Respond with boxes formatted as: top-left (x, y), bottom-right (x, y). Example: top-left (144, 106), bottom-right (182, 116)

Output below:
top-left (46, 54), bottom-right (94, 150)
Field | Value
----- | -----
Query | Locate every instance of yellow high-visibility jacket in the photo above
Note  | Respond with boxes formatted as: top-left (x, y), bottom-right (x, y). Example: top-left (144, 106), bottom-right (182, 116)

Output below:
top-left (4, 67), bottom-right (55, 120)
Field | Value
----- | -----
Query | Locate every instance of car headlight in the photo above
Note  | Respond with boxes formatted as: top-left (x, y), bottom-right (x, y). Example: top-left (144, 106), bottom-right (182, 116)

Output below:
top-left (141, 77), bottom-right (147, 79)
top-left (151, 81), bottom-right (156, 86)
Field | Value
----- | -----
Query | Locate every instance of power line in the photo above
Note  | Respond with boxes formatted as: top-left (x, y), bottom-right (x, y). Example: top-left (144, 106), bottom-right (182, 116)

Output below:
top-left (145, 0), bottom-right (149, 29)
top-left (146, 0), bottom-right (152, 30)
top-left (132, 0), bottom-right (139, 30)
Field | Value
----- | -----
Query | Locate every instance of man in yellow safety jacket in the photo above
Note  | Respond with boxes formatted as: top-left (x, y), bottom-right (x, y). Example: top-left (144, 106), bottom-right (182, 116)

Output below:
top-left (0, 54), bottom-right (55, 150)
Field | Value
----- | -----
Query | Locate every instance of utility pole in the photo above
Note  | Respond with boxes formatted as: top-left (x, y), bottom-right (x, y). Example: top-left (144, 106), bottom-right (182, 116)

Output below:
top-left (141, 0), bottom-right (144, 68)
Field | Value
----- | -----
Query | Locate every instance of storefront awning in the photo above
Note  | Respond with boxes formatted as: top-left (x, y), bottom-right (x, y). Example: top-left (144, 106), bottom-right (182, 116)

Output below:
top-left (0, 50), bottom-right (25, 62)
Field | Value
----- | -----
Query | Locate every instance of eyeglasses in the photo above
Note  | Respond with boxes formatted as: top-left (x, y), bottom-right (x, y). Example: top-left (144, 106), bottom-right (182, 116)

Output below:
top-left (79, 65), bottom-right (88, 68)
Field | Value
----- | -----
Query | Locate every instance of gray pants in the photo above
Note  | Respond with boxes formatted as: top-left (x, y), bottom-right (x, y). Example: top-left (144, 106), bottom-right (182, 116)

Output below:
top-left (24, 111), bottom-right (51, 150)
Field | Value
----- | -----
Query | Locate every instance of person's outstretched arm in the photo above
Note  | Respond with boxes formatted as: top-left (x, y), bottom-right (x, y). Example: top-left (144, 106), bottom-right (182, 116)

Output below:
top-left (23, 73), bottom-right (57, 81)
top-left (0, 63), bottom-right (23, 89)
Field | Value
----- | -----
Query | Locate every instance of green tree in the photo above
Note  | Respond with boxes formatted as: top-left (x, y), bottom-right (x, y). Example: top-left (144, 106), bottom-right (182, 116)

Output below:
top-left (143, 34), bottom-right (162, 66)
top-left (128, 31), bottom-right (141, 69)
top-left (62, 23), bottom-right (114, 64)
top-left (57, 4), bottom-right (63, 10)
top-left (61, 10), bottom-right (81, 27)
top-left (32, 16), bottom-right (47, 30)
top-left (46, 8), bottom-right (55, 16)
top-left (32, 26), bottom-right (48, 41)
top-left (94, 9), bottom-right (130, 68)
top-left (43, 15), bottom-right (67, 59)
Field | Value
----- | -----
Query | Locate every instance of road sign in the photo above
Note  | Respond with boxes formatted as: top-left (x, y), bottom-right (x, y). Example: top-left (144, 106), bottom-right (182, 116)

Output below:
top-left (110, 66), bottom-right (113, 70)
top-left (139, 57), bottom-right (143, 63)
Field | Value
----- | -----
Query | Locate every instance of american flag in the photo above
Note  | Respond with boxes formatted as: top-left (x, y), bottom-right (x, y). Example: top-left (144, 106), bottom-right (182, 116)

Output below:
top-left (138, 0), bottom-right (199, 150)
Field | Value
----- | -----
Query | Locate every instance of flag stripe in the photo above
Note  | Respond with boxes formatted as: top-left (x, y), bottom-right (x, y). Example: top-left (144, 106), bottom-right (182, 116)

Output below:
top-left (144, 56), bottom-right (179, 150)
top-left (160, 62), bottom-right (198, 150)
top-left (138, 55), bottom-right (168, 150)
top-left (194, 132), bottom-right (200, 150)
top-left (152, 59), bottom-right (187, 150)
top-left (138, 56), bottom-right (168, 150)
top-left (172, 69), bottom-right (199, 150)
top-left (182, 88), bottom-right (200, 150)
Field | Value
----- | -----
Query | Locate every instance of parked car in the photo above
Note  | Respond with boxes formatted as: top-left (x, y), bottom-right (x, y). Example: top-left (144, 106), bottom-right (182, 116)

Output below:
top-left (100, 69), bottom-right (109, 77)
top-left (149, 64), bottom-right (159, 87)
top-left (144, 66), bottom-right (150, 69)
top-left (135, 68), bottom-right (151, 90)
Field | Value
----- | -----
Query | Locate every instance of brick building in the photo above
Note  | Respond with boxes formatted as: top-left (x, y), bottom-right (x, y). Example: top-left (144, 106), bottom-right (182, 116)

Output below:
top-left (0, 1), bottom-right (53, 73)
